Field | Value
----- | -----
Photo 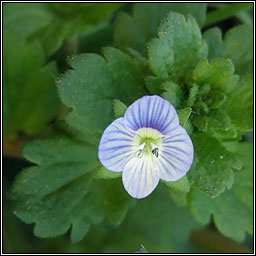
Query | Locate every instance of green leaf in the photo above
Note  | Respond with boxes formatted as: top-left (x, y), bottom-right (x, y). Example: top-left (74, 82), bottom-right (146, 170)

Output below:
top-left (161, 81), bottom-right (183, 108)
top-left (194, 99), bottom-right (209, 114)
top-left (148, 12), bottom-right (207, 81)
top-left (144, 76), bottom-right (165, 95)
top-left (188, 142), bottom-right (253, 242)
top-left (169, 189), bottom-right (188, 207)
top-left (36, 3), bottom-right (121, 56)
top-left (103, 184), bottom-right (201, 253)
top-left (183, 120), bottom-right (194, 135)
top-left (162, 175), bottom-right (191, 192)
top-left (193, 116), bottom-right (208, 132)
top-left (206, 90), bottom-right (226, 109)
top-left (189, 133), bottom-right (242, 197)
top-left (10, 135), bottom-right (104, 241)
top-left (224, 75), bottom-right (253, 131)
top-left (177, 108), bottom-right (192, 127)
top-left (114, 3), bottom-right (207, 56)
top-left (58, 47), bottom-right (145, 144)
top-left (203, 27), bottom-right (223, 60)
top-left (92, 179), bottom-right (136, 226)
top-left (223, 24), bottom-right (253, 75)
top-left (186, 84), bottom-right (199, 107)
top-left (208, 109), bottom-right (231, 131)
top-left (213, 127), bottom-right (238, 139)
top-left (3, 29), bottom-right (60, 139)
top-left (71, 218), bottom-right (90, 243)
top-left (93, 166), bottom-right (122, 180)
top-left (3, 3), bottom-right (52, 41)
top-left (192, 58), bottom-right (238, 93)
top-left (113, 99), bottom-right (127, 118)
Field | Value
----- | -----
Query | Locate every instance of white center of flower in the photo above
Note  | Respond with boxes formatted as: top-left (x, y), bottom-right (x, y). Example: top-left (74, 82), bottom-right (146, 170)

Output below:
top-left (133, 127), bottom-right (162, 158)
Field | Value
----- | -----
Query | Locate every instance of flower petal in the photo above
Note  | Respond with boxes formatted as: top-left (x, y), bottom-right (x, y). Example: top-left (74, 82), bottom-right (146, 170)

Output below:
top-left (123, 95), bottom-right (179, 134)
top-left (158, 126), bottom-right (193, 181)
top-left (98, 117), bottom-right (136, 172)
top-left (122, 155), bottom-right (160, 199)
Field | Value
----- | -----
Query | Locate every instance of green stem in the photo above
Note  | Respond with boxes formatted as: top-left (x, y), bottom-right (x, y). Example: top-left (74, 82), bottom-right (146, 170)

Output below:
top-left (204, 3), bottom-right (253, 27)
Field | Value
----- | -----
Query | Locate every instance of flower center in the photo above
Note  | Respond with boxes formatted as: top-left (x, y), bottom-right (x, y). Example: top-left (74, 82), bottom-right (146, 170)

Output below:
top-left (133, 128), bottom-right (162, 158)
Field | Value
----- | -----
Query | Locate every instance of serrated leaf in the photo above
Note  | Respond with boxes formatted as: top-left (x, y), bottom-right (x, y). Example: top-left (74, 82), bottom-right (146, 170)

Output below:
top-left (58, 47), bottom-right (145, 144)
top-left (223, 24), bottom-right (253, 75)
top-left (10, 135), bottom-right (104, 241)
top-left (113, 99), bottom-right (127, 118)
top-left (163, 175), bottom-right (190, 192)
top-left (148, 11), bottom-right (207, 81)
top-left (186, 84), bottom-right (199, 107)
top-left (3, 29), bottom-right (60, 139)
top-left (206, 90), bottom-right (226, 109)
top-left (214, 127), bottom-right (238, 139)
top-left (183, 120), bottom-right (194, 135)
top-left (71, 218), bottom-right (90, 243)
top-left (203, 27), bottom-right (223, 60)
top-left (161, 81), bottom-right (183, 108)
top-left (114, 3), bottom-right (207, 56)
top-left (93, 179), bottom-right (136, 226)
top-left (208, 109), bottom-right (231, 131)
top-left (224, 75), bottom-right (253, 131)
top-left (177, 108), bottom-right (192, 127)
top-left (192, 58), bottom-right (238, 93)
top-left (194, 99), bottom-right (209, 114)
top-left (189, 132), bottom-right (242, 197)
top-left (193, 116), bottom-right (208, 132)
top-left (188, 142), bottom-right (253, 242)
top-left (94, 166), bottom-right (122, 180)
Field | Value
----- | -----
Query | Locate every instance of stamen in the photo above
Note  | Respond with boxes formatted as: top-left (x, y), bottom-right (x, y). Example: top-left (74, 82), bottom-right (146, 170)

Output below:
top-left (152, 148), bottom-right (159, 158)
top-left (134, 142), bottom-right (145, 158)
top-left (134, 149), bottom-right (143, 158)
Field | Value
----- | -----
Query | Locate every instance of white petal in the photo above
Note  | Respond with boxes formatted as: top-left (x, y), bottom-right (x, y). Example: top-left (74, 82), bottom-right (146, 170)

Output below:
top-left (122, 155), bottom-right (160, 199)
top-left (98, 117), bottom-right (136, 172)
top-left (158, 126), bottom-right (194, 181)
top-left (123, 95), bottom-right (179, 134)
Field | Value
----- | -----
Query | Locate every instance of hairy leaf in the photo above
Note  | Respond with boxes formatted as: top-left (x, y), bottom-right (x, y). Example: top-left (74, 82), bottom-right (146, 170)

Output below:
top-left (148, 12), bottom-right (207, 81)
top-left (58, 47), bottom-right (145, 144)
top-left (223, 24), bottom-right (253, 75)
top-left (224, 75), bottom-right (253, 131)
top-left (10, 135), bottom-right (104, 241)
top-left (161, 81), bottom-right (183, 108)
top-left (192, 58), bottom-right (238, 93)
top-left (113, 99), bottom-right (128, 118)
top-left (114, 3), bottom-right (207, 56)
top-left (188, 142), bottom-right (253, 242)
top-left (189, 133), bottom-right (242, 197)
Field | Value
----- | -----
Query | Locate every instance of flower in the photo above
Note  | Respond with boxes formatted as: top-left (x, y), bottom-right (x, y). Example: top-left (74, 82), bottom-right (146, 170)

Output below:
top-left (98, 95), bottom-right (193, 199)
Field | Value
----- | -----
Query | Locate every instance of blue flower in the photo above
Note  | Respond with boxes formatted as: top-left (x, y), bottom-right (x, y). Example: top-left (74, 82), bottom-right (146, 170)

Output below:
top-left (98, 95), bottom-right (193, 199)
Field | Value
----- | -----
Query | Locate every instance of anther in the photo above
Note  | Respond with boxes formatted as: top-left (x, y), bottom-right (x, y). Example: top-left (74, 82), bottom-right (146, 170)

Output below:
top-left (152, 148), bottom-right (159, 158)
top-left (134, 149), bottom-right (143, 158)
